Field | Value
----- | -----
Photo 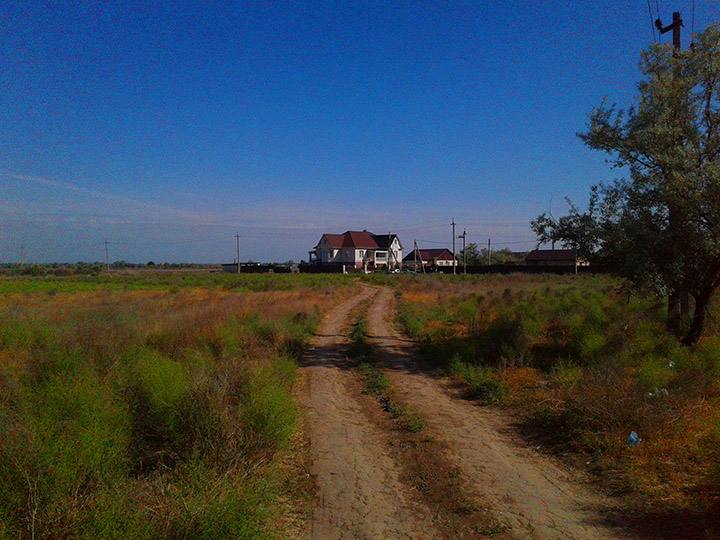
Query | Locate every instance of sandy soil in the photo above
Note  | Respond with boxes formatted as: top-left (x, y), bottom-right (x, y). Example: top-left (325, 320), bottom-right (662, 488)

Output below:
top-left (363, 284), bottom-right (634, 540)
top-left (300, 283), bottom-right (635, 540)
top-left (299, 286), bottom-right (441, 540)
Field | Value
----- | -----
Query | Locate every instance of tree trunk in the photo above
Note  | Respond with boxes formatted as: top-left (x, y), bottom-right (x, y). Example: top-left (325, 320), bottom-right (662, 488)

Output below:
top-left (681, 291), bottom-right (711, 346)
top-left (667, 290), bottom-right (681, 337)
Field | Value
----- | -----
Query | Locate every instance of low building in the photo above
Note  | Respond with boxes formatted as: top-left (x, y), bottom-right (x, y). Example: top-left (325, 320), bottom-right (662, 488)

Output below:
top-left (403, 248), bottom-right (456, 270)
top-left (308, 230), bottom-right (403, 270)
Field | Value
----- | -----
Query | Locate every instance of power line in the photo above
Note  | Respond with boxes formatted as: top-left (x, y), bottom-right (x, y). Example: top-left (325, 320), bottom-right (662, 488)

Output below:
top-left (691, 0), bottom-right (696, 42)
top-left (647, 0), bottom-right (659, 42)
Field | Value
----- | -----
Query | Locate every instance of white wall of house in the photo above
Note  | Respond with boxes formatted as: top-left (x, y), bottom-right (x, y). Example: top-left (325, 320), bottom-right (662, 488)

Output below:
top-left (388, 238), bottom-right (403, 268)
top-left (314, 235), bottom-right (403, 269)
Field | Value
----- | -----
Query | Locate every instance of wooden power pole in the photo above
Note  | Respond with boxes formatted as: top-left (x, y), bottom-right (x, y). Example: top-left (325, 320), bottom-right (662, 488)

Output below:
top-left (104, 239), bottom-right (110, 273)
top-left (236, 232), bottom-right (241, 274)
top-left (458, 228), bottom-right (466, 274)
top-left (655, 12), bottom-right (682, 49)
top-left (20, 244), bottom-right (24, 266)
top-left (656, 11), bottom-right (687, 336)
top-left (452, 218), bottom-right (456, 275)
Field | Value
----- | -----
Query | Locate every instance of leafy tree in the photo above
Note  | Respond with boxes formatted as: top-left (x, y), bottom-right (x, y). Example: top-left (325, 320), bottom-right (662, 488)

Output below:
top-left (483, 248), bottom-right (519, 265)
top-left (459, 243), bottom-right (483, 265)
top-left (459, 244), bottom-right (520, 266)
top-left (532, 24), bottom-right (720, 345)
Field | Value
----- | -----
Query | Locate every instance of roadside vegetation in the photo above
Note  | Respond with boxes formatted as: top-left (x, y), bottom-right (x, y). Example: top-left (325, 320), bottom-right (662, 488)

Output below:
top-left (0, 274), bottom-right (352, 539)
top-left (348, 314), bottom-right (424, 433)
top-left (389, 273), bottom-right (720, 536)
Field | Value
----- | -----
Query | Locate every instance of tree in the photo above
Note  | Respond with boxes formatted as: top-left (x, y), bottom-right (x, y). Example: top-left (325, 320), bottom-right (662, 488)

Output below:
top-left (482, 248), bottom-right (519, 265)
top-left (532, 24), bottom-right (720, 345)
top-left (459, 244), bottom-right (520, 266)
top-left (460, 243), bottom-right (483, 265)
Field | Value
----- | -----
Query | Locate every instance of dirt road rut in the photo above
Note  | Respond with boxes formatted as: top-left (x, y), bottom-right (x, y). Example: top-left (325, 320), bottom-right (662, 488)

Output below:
top-left (364, 284), bottom-right (633, 540)
top-left (300, 287), bottom-right (441, 539)
top-left (301, 284), bottom-right (633, 540)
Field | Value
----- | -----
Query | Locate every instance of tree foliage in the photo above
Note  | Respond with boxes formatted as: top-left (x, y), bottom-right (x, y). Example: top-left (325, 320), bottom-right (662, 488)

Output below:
top-left (532, 24), bottom-right (720, 345)
top-left (459, 244), bottom-right (518, 265)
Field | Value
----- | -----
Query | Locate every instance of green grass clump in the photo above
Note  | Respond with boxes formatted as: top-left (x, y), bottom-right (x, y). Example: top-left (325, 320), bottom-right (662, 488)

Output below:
top-left (0, 282), bottom-right (326, 538)
top-left (241, 356), bottom-right (298, 452)
top-left (449, 355), bottom-right (505, 404)
top-left (359, 362), bottom-right (392, 395)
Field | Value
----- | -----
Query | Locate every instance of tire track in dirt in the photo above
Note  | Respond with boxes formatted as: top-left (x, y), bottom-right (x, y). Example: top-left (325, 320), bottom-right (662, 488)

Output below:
top-left (363, 284), bottom-right (635, 540)
top-left (299, 286), bottom-right (442, 540)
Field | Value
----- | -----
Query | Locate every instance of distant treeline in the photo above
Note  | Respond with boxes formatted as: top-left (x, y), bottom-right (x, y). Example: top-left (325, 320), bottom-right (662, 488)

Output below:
top-left (1, 261), bottom-right (220, 276)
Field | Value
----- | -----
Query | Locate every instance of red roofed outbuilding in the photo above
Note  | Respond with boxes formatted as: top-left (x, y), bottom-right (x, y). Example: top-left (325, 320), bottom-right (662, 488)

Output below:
top-left (403, 248), bottom-right (456, 270)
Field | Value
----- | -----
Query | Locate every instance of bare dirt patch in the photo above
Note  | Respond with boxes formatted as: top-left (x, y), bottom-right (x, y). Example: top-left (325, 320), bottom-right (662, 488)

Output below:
top-left (355, 379), bottom-right (512, 539)
top-left (299, 287), bottom-right (441, 539)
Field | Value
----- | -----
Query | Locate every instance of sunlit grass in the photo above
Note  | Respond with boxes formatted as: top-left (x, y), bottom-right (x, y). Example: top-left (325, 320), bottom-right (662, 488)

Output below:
top-left (0, 274), bottom-right (351, 539)
top-left (390, 273), bottom-right (720, 520)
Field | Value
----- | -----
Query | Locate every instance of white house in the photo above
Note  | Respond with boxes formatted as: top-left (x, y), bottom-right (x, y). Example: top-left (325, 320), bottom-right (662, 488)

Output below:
top-left (309, 230), bottom-right (403, 270)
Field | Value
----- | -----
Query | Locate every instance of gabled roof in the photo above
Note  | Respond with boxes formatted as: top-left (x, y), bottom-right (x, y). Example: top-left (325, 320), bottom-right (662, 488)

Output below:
top-left (403, 248), bottom-right (454, 261)
top-left (316, 231), bottom-right (379, 249)
top-left (371, 234), bottom-right (402, 250)
top-left (525, 249), bottom-right (576, 262)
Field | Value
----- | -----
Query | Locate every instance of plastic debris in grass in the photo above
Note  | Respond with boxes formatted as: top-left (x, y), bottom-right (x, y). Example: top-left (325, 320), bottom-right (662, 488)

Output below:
top-left (647, 388), bottom-right (669, 399)
top-left (627, 431), bottom-right (641, 446)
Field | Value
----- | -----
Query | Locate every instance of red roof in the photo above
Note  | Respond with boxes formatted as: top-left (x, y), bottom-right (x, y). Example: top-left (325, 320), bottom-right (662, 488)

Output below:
top-left (318, 231), bottom-right (379, 249)
top-left (403, 248), bottom-right (454, 261)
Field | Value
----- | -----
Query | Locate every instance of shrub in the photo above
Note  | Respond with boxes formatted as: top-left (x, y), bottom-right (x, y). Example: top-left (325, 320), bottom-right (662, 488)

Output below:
top-left (241, 356), bottom-right (298, 453)
top-left (450, 356), bottom-right (505, 404)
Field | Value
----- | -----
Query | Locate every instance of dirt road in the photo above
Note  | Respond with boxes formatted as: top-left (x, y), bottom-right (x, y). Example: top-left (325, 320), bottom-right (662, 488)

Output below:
top-left (363, 284), bottom-right (632, 540)
top-left (301, 284), bottom-right (632, 540)
top-left (299, 287), bottom-right (441, 540)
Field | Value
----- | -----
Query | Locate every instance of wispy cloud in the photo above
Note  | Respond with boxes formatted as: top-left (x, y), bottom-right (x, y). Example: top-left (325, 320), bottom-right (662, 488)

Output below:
top-left (1, 171), bottom-right (223, 226)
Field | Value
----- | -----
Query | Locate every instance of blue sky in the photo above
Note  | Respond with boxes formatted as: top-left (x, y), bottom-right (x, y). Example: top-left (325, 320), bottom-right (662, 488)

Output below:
top-left (1, 1), bottom-right (716, 263)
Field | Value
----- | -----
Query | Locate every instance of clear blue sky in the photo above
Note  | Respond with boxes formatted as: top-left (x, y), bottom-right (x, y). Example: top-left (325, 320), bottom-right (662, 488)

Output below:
top-left (1, 1), bottom-right (716, 263)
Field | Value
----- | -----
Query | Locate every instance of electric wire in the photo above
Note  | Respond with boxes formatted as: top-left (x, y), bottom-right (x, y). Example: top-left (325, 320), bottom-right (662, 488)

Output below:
top-left (691, 0), bottom-right (696, 43)
top-left (647, 0), bottom-right (659, 42)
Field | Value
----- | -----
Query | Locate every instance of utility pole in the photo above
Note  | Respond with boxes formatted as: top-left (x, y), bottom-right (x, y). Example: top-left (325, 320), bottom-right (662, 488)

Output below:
top-left (451, 218), bottom-right (456, 275)
top-left (656, 11), bottom-right (686, 335)
top-left (20, 244), bottom-right (24, 266)
top-left (655, 12), bottom-right (682, 49)
top-left (104, 239), bottom-right (110, 273)
top-left (487, 238), bottom-right (491, 266)
top-left (414, 240), bottom-right (425, 274)
top-left (413, 239), bottom-right (417, 273)
top-left (236, 232), bottom-right (241, 274)
top-left (457, 228), bottom-right (466, 274)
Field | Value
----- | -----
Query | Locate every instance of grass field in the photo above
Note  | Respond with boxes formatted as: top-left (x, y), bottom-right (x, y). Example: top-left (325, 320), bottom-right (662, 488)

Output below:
top-left (382, 273), bottom-right (720, 531)
top-left (5, 270), bottom-right (719, 536)
top-left (0, 273), bottom-right (354, 539)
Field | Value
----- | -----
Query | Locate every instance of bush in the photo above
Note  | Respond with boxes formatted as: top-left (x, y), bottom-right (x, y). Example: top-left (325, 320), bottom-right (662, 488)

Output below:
top-left (241, 356), bottom-right (298, 453)
top-left (450, 355), bottom-right (505, 404)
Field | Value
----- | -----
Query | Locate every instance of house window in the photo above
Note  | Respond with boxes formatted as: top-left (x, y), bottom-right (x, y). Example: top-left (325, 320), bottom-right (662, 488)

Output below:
top-left (359, 250), bottom-right (365, 257)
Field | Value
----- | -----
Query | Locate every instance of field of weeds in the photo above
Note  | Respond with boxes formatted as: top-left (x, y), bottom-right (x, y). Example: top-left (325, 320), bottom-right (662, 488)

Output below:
top-left (0, 273), bottom-right (353, 539)
top-left (386, 273), bottom-right (720, 535)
